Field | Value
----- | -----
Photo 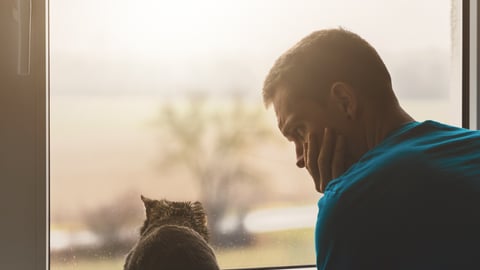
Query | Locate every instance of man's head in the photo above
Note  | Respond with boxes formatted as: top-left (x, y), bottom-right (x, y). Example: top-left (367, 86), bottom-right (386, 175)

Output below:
top-left (263, 28), bottom-right (409, 192)
top-left (263, 28), bottom-right (394, 108)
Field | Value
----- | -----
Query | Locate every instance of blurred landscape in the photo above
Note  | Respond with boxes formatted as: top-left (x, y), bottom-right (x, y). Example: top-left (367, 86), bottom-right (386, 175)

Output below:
top-left (49, 95), bottom-right (319, 269)
top-left (49, 0), bottom-right (459, 269)
top-left (49, 96), bottom-right (456, 269)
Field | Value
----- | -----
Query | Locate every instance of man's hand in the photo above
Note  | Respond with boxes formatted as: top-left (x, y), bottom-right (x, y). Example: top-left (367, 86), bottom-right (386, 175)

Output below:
top-left (305, 128), bottom-right (346, 193)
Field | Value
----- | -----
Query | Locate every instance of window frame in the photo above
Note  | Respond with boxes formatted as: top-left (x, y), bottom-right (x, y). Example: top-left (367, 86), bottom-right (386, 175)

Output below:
top-left (0, 0), bottom-right (478, 269)
top-left (0, 0), bottom-right (48, 269)
top-left (464, 0), bottom-right (480, 129)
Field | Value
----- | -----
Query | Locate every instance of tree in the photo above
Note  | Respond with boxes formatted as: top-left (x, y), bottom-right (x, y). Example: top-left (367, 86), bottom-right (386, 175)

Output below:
top-left (154, 93), bottom-right (274, 246)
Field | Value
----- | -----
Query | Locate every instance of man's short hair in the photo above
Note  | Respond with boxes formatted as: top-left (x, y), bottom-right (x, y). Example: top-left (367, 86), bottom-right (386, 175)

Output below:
top-left (262, 28), bottom-right (393, 107)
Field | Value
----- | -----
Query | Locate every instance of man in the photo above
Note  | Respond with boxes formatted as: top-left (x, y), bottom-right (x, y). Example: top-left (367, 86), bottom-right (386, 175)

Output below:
top-left (263, 28), bottom-right (480, 269)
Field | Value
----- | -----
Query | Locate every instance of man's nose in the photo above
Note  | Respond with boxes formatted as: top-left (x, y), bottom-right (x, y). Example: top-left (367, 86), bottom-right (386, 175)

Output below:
top-left (295, 142), bottom-right (305, 168)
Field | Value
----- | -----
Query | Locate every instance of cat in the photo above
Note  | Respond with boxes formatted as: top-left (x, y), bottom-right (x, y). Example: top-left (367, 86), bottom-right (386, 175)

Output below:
top-left (124, 195), bottom-right (220, 270)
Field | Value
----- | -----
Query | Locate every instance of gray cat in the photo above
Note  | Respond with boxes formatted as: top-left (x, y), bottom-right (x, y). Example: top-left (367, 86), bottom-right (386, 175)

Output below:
top-left (124, 195), bottom-right (220, 270)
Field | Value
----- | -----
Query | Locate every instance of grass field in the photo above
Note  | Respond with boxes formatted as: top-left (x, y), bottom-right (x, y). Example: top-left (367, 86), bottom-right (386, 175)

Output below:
top-left (50, 229), bottom-right (316, 270)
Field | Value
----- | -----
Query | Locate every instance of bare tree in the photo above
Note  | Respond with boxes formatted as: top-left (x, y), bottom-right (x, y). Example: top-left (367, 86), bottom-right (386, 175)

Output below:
top-left (154, 93), bottom-right (273, 246)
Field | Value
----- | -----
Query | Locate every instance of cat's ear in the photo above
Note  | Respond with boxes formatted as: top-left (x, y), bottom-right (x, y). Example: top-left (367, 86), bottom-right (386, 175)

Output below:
top-left (192, 201), bottom-right (207, 225)
top-left (192, 201), bottom-right (204, 210)
top-left (141, 195), bottom-right (155, 218)
top-left (141, 195), bottom-right (154, 209)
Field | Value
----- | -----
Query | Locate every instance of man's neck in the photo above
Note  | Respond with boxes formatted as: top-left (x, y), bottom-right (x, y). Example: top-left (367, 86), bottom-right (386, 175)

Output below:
top-left (366, 105), bottom-right (414, 150)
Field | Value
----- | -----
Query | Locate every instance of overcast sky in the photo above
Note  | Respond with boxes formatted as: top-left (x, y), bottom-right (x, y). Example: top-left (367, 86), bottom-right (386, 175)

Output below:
top-left (49, 0), bottom-right (455, 98)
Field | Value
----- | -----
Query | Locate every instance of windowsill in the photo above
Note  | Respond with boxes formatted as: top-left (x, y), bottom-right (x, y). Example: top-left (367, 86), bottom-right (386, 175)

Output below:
top-left (225, 265), bottom-right (316, 270)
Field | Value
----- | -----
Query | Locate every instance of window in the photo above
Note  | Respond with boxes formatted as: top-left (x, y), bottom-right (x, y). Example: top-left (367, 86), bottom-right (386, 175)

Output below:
top-left (48, 1), bottom-right (463, 269)
top-left (1, 0), bottom-right (479, 270)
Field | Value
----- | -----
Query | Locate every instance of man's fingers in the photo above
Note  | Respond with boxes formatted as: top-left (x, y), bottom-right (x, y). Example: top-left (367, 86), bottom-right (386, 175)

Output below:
top-left (306, 133), bottom-right (320, 190)
top-left (304, 128), bottom-right (345, 193)
top-left (318, 128), bottom-right (334, 192)
top-left (332, 135), bottom-right (346, 179)
top-left (295, 141), bottom-right (305, 168)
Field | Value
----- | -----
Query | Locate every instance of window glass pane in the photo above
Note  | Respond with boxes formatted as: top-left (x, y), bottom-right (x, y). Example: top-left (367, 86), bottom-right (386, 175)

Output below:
top-left (50, 0), bottom-right (460, 269)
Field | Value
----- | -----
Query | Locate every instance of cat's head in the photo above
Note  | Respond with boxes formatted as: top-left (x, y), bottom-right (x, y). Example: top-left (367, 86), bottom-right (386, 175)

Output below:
top-left (139, 195), bottom-right (209, 242)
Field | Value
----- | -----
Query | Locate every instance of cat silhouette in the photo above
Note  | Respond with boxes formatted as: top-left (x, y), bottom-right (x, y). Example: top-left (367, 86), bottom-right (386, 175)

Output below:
top-left (124, 195), bottom-right (220, 270)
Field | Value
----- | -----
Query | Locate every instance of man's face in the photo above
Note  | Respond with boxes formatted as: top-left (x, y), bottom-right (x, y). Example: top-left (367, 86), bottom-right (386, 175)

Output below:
top-left (272, 86), bottom-right (333, 189)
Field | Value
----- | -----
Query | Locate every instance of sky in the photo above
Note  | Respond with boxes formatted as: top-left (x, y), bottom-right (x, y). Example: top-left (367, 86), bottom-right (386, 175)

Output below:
top-left (49, 0), bottom-right (456, 99)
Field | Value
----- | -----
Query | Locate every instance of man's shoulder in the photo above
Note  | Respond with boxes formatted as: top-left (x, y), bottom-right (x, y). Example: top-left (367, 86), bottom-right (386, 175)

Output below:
top-left (366, 120), bottom-right (480, 166)
top-left (402, 120), bottom-right (480, 142)
top-left (323, 120), bottom-right (480, 198)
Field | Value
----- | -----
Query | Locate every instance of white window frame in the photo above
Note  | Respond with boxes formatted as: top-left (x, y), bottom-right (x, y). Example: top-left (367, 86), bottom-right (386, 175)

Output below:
top-left (0, 0), bottom-right (478, 269)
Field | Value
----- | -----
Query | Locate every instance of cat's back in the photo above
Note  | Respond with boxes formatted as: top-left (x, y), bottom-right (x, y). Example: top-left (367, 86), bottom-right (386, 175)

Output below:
top-left (125, 224), bottom-right (219, 270)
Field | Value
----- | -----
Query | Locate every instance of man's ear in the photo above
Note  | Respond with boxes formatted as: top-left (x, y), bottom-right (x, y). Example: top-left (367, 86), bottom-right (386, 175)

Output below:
top-left (329, 82), bottom-right (358, 120)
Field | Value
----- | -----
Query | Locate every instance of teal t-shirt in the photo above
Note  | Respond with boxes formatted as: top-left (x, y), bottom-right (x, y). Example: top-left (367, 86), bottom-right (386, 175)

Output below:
top-left (315, 120), bottom-right (480, 270)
